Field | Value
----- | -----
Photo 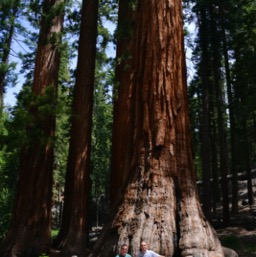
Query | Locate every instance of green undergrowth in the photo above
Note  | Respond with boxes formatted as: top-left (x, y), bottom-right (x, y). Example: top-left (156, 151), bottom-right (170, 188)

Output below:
top-left (220, 235), bottom-right (256, 256)
top-left (51, 228), bottom-right (59, 239)
top-left (221, 235), bottom-right (240, 249)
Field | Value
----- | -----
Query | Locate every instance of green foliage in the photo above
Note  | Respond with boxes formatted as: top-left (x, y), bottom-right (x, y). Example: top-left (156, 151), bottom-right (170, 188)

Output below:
top-left (91, 81), bottom-right (113, 199)
top-left (0, 150), bottom-right (18, 240)
top-left (91, 56), bottom-right (114, 200)
top-left (0, 0), bottom-right (19, 97)
top-left (51, 228), bottom-right (59, 238)
top-left (99, 0), bottom-right (118, 22)
top-left (0, 111), bottom-right (8, 136)
top-left (244, 245), bottom-right (256, 254)
top-left (0, 112), bottom-right (19, 239)
top-left (220, 235), bottom-right (256, 255)
top-left (89, 0), bottom-right (117, 202)
top-left (5, 86), bottom-right (57, 149)
top-left (53, 80), bottom-right (72, 192)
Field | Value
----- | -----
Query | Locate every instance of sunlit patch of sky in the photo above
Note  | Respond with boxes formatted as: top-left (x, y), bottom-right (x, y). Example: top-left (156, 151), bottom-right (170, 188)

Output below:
top-left (4, 15), bottom-right (37, 108)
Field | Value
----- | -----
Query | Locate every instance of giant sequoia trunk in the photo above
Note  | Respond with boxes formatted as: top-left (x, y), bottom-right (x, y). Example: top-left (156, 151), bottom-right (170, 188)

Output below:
top-left (92, 1), bottom-right (224, 257)
top-left (0, 0), bottom-right (64, 256)
top-left (55, 0), bottom-right (98, 256)
top-left (110, 0), bottom-right (136, 210)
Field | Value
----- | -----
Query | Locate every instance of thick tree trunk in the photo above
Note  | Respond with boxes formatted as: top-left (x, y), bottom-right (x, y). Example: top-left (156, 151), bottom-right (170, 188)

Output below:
top-left (110, 0), bottom-right (136, 210)
top-left (92, 1), bottom-right (224, 257)
top-left (0, 0), bottom-right (64, 256)
top-left (55, 0), bottom-right (98, 256)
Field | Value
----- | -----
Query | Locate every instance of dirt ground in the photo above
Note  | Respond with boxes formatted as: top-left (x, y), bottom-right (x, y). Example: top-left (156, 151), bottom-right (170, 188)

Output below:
top-left (210, 174), bottom-right (256, 257)
top-left (215, 205), bottom-right (256, 257)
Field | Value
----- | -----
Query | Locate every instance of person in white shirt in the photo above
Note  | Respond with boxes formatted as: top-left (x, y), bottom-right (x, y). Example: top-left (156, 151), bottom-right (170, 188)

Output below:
top-left (137, 241), bottom-right (165, 257)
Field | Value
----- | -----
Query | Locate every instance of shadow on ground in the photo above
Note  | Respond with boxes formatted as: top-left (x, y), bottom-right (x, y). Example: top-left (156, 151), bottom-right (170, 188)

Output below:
top-left (215, 205), bottom-right (256, 257)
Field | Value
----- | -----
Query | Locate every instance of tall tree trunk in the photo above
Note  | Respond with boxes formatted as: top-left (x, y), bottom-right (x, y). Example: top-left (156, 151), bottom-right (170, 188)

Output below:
top-left (241, 117), bottom-right (255, 206)
top-left (0, 1), bottom-right (19, 110)
top-left (55, 0), bottom-right (98, 256)
top-left (221, 24), bottom-right (239, 214)
top-left (91, 1), bottom-right (224, 257)
top-left (210, 115), bottom-right (220, 216)
top-left (198, 5), bottom-right (212, 220)
top-left (209, 4), bottom-right (230, 225)
top-left (110, 0), bottom-right (136, 210)
top-left (0, 0), bottom-right (64, 256)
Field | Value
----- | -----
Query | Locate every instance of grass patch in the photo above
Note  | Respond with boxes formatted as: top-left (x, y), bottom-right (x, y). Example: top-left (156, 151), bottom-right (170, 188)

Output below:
top-left (244, 244), bottom-right (256, 254)
top-left (220, 235), bottom-right (240, 250)
top-left (220, 234), bottom-right (256, 256)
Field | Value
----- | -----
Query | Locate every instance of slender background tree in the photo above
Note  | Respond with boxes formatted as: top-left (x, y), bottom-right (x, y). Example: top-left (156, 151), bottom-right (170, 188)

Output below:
top-left (55, 0), bottom-right (98, 256)
top-left (0, 0), bottom-right (64, 255)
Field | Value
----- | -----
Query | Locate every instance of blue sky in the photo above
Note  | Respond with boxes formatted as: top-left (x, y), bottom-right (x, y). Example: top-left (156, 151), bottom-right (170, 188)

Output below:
top-left (4, 15), bottom-right (195, 107)
top-left (4, 19), bottom-right (116, 107)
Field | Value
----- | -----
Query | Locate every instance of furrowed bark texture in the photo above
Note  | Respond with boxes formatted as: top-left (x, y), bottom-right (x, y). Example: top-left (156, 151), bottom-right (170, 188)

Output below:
top-left (110, 0), bottom-right (136, 210)
top-left (0, 0), bottom-right (64, 256)
top-left (55, 0), bottom-right (98, 256)
top-left (92, 1), bottom-right (224, 257)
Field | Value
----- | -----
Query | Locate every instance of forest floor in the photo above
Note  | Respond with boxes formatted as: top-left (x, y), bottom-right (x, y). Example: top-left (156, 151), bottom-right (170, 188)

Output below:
top-left (215, 204), bottom-right (256, 257)
top-left (214, 177), bottom-right (256, 257)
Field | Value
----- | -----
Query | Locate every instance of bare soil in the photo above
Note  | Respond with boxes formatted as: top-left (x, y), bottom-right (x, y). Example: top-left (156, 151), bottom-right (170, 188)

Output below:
top-left (215, 199), bottom-right (256, 256)
top-left (216, 206), bottom-right (256, 257)
top-left (207, 173), bottom-right (256, 257)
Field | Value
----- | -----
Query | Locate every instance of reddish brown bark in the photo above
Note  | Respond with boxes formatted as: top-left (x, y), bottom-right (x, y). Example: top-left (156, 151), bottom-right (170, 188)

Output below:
top-left (55, 0), bottom-right (98, 256)
top-left (0, 0), bottom-right (64, 256)
top-left (92, 1), bottom-right (224, 257)
top-left (109, 0), bottom-right (136, 210)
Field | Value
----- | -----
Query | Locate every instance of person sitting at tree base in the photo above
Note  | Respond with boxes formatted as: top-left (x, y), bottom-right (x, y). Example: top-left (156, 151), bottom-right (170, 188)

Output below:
top-left (137, 241), bottom-right (165, 257)
top-left (116, 244), bottom-right (132, 257)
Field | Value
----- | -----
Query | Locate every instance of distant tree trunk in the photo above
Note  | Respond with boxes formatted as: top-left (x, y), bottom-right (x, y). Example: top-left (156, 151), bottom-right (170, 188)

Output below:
top-left (221, 24), bottom-right (239, 214)
top-left (0, 1), bottom-right (19, 110)
top-left (252, 111), bottom-right (256, 133)
top-left (254, 111), bottom-right (256, 139)
top-left (110, 0), bottom-right (136, 210)
top-left (55, 0), bottom-right (98, 256)
top-left (92, 1), bottom-right (224, 257)
top-left (210, 116), bottom-right (220, 216)
top-left (209, 4), bottom-right (230, 225)
top-left (198, 5), bottom-right (212, 220)
top-left (241, 117), bottom-right (255, 206)
top-left (0, 0), bottom-right (64, 256)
